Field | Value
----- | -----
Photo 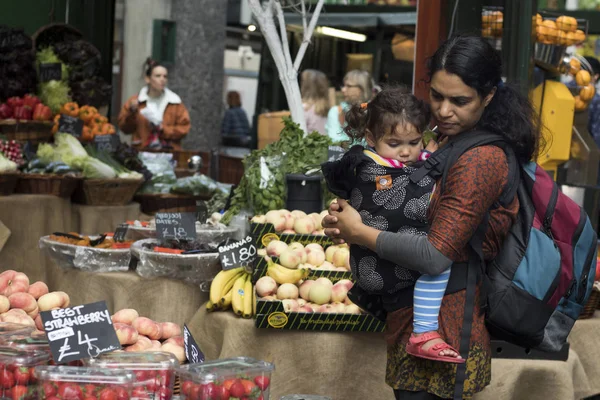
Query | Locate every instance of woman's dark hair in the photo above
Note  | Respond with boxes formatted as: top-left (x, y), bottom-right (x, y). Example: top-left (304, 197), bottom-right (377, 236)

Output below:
top-left (428, 35), bottom-right (542, 163)
top-left (584, 56), bottom-right (600, 77)
top-left (143, 57), bottom-right (166, 77)
top-left (344, 86), bottom-right (431, 142)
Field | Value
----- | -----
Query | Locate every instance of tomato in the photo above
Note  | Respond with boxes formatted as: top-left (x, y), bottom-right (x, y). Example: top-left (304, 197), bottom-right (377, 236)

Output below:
top-left (215, 385), bottom-right (230, 400)
top-left (10, 385), bottom-right (27, 400)
top-left (114, 387), bottom-right (129, 400)
top-left (181, 381), bottom-right (194, 396)
top-left (58, 382), bottom-right (84, 400)
top-left (98, 387), bottom-right (118, 400)
top-left (0, 370), bottom-right (15, 389)
top-left (222, 379), bottom-right (235, 391)
top-left (229, 380), bottom-right (246, 398)
top-left (253, 376), bottom-right (270, 391)
top-left (42, 382), bottom-right (57, 397)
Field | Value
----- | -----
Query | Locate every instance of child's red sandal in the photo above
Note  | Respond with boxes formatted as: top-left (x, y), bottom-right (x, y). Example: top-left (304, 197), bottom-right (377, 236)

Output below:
top-left (405, 331), bottom-right (466, 364)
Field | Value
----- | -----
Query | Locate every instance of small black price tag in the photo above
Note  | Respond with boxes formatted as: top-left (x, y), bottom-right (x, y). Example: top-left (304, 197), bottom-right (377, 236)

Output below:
top-left (327, 145), bottom-right (346, 162)
top-left (94, 134), bottom-right (121, 153)
top-left (58, 115), bottom-right (84, 138)
top-left (183, 324), bottom-right (204, 363)
top-left (39, 63), bottom-right (62, 82)
top-left (218, 236), bottom-right (257, 271)
top-left (113, 224), bottom-right (128, 242)
top-left (155, 212), bottom-right (197, 241)
top-left (40, 301), bottom-right (121, 364)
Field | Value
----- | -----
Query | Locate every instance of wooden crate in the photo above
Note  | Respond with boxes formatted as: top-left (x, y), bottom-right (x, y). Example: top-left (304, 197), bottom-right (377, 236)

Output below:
top-left (257, 111), bottom-right (290, 149)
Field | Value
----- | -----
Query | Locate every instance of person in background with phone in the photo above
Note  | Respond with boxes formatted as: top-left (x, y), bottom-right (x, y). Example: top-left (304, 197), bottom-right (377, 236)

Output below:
top-left (118, 58), bottom-right (191, 150)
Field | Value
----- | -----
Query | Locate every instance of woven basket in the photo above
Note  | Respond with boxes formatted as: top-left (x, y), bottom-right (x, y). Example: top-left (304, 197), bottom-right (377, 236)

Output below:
top-left (133, 193), bottom-right (212, 215)
top-left (15, 174), bottom-right (81, 197)
top-left (71, 178), bottom-right (144, 206)
top-left (0, 172), bottom-right (20, 196)
top-left (0, 120), bottom-right (53, 144)
top-left (580, 288), bottom-right (600, 319)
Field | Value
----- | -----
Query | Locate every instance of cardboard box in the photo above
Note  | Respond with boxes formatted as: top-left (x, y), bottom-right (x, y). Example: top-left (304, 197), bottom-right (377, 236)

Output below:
top-left (251, 222), bottom-right (333, 249)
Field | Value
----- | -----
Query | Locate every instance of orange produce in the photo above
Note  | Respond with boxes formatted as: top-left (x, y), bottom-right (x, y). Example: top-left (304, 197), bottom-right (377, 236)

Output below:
top-left (60, 102), bottom-right (79, 117)
top-left (569, 58), bottom-right (581, 75)
top-left (556, 15), bottom-right (577, 32)
top-left (576, 70), bottom-right (591, 86)
top-left (574, 95), bottom-right (588, 112)
top-left (535, 13), bottom-right (542, 26)
top-left (538, 20), bottom-right (558, 44)
top-left (78, 106), bottom-right (98, 125)
top-left (574, 29), bottom-right (586, 44)
top-left (491, 18), bottom-right (503, 37)
top-left (81, 126), bottom-right (94, 142)
top-left (580, 84), bottom-right (595, 101)
top-left (92, 114), bottom-right (108, 125)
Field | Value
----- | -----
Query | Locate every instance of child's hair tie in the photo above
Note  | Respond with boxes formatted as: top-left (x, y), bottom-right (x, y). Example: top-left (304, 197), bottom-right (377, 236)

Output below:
top-left (360, 102), bottom-right (368, 109)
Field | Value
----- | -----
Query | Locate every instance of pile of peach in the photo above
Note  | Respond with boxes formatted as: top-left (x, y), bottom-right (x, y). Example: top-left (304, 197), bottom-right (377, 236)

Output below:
top-left (0, 270), bottom-right (69, 330)
top-left (111, 309), bottom-right (185, 363)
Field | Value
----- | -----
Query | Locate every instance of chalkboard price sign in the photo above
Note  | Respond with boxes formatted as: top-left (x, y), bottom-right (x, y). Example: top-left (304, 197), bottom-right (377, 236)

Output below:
top-left (218, 236), bottom-right (257, 271)
top-left (94, 134), bottom-right (121, 153)
top-left (58, 115), bottom-right (84, 138)
top-left (40, 301), bottom-right (121, 364)
top-left (155, 212), bottom-right (197, 241)
top-left (183, 324), bottom-right (204, 363)
top-left (39, 63), bottom-right (62, 82)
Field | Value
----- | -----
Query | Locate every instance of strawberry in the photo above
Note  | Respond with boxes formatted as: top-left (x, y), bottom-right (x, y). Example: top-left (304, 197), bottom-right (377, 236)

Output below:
top-left (181, 381), bottom-right (194, 396)
top-left (229, 380), bottom-right (246, 398)
top-left (13, 368), bottom-right (29, 386)
top-left (98, 387), bottom-right (118, 400)
top-left (253, 376), bottom-right (270, 391)
top-left (0, 370), bottom-right (15, 389)
top-left (10, 385), bottom-right (27, 400)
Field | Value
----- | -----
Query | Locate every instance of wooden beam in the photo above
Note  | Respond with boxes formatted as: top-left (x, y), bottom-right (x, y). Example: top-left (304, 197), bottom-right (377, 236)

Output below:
top-left (413, 0), bottom-right (448, 102)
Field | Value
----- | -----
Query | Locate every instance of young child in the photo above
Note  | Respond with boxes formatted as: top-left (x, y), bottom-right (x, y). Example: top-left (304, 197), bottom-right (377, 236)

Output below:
top-left (322, 87), bottom-right (462, 364)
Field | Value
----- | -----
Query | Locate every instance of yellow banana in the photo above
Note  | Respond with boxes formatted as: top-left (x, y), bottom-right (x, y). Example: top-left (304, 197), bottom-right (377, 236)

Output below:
top-left (266, 262), bottom-right (308, 284)
top-left (220, 288), bottom-right (233, 309)
top-left (210, 267), bottom-right (244, 304)
top-left (243, 277), bottom-right (253, 319)
top-left (231, 273), bottom-right (248, 316)
top-left (206, 299), bottom-right (216, 312)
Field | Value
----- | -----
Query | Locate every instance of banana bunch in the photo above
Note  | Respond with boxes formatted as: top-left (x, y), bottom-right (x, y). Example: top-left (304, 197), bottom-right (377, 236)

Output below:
top-left (266, 261), bottom-right (309, 285)
top-left (207, 267), bottom-right (255, 318)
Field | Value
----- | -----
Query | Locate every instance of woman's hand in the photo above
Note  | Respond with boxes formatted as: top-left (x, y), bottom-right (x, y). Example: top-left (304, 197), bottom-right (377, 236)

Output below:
top-left (323, 199), bottom-right (365, 245)
top-left (130, 100), bottom-right (139, 114)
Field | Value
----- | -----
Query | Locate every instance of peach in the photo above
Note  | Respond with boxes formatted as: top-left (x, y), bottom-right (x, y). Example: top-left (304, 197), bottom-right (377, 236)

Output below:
top-left (160, 322), bottom-right (182, 339)
top-left (318, 261), bottom-right (335, 271)
top-left (344, 304), bottom-right (361, 314)
top-left (261, 295), bottom-right (277, 301)
top-left (265, 210), bottom-right (282, 225)
top-left (151, 340), bottom-right (162, 350)
top-left (288, 242), bottom-right (304, 252)
top-left (132, 317), bottom-right (162, 340)
top-left (281, 299), bottom-right (299, 312)
top-left (0, 295), bottom-right (9, 314)
top-left (290, 210), bottom-right (307, 219)
top-left (296, 298), bottom-right (307, 307)
top-left (114, 322), bottom-right (139, 345)
top-left (297, 305), bottom-right (314, 313)
top-left (27, 282), bottom-right (49, 300)
top-left (330, 302), bottom-right (346, 313)
top-left (293, 216), bottom-right (316, 235)
top-left (1, 272), bottom-right (30, 297)
top-left (27, 306), bottom-right (39, 320)
top-left (282, 229), bottom-right (295, 234)
top-left (299, 280), bottom-right (315, 301)
top-left (317, 304), bottom-right (335, 313)
top-left (279, 249), bottom-right (301, 269)
top-left (255, 276), bottom-right (278, 297)
top-left (308, 213), bottom-right (323, 230)
top-left (336, 279), bottom-right (354, 292)
top-left (164, 335), bottom-right (184, 347)
top-left (307, 303), bottom-right (320, 312)
top-left (284, 215), bottom-right (295, 231)
top-left (332, 248), bottom-right (350, 268)
top-left (37, 292), bottom-right (68, 312)
top-left (5, 308), bottom-right (26, 316)
top-left (125, 336), bottom-right (152, 352)
top-left (325, 246), bottom-right (338, 263)
top-left (112, 309), bottom-right (140, 325)
top-left (257, 249), bottom-right (267, 257)
top-left (57, 292), bottom-right (70, 308)
top-left (306, 243), bottom-right (324, 253)
top-left (161, 342), bottom-right (185, 363)
top-left (8, 293), bottom-right (37, 314)
top-left (315, 277), bottom-right (333, 288)
top-left (251, 215), bottom-right (266, 224)
top-left (331, 284), bottom-right (349, 303)
top-left (266, 240), bottom-right (288, 257)
top-left (276, 283), bottom-right (299, 300)
top-left (1, 312), bottom-right (35, 327)
top-left (309, 283), bottom-right (332, 305)
top-left (306, 249), bottom-right (325, 267)
top-left (34, 315), bottom-right (43, 331)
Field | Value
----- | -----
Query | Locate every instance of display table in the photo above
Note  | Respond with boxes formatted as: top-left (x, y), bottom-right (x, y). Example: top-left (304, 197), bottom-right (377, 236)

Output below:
top-left (0, 195), bottom-right (72, 282)
top-left (71, 203), bottom-right (140, 235)
top-left (45, 261), bottom-right (207, 326)
top-left (567, 312), bottom-right (600, 397)
top-left (189, 305), bottom-right (599, 400)
top-left (188, 307), bottom-right (394, 400)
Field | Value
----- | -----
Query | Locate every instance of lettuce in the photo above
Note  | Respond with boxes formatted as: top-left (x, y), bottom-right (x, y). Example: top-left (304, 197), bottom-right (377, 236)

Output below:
top-left (81, 157), bottom-right (117, 179)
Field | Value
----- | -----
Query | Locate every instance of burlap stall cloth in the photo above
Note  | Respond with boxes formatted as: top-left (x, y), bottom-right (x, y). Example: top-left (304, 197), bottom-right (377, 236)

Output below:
top-left (72, 203), bottom-right (141, 235)
top-left (0, 195), bottom-right (72, 282)
top-left (188, 306), bottom-right (396, 400)
top-left (566, 312), bottom-right (600, 398)
top-left (45, 261), bottom-right (208, 326)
